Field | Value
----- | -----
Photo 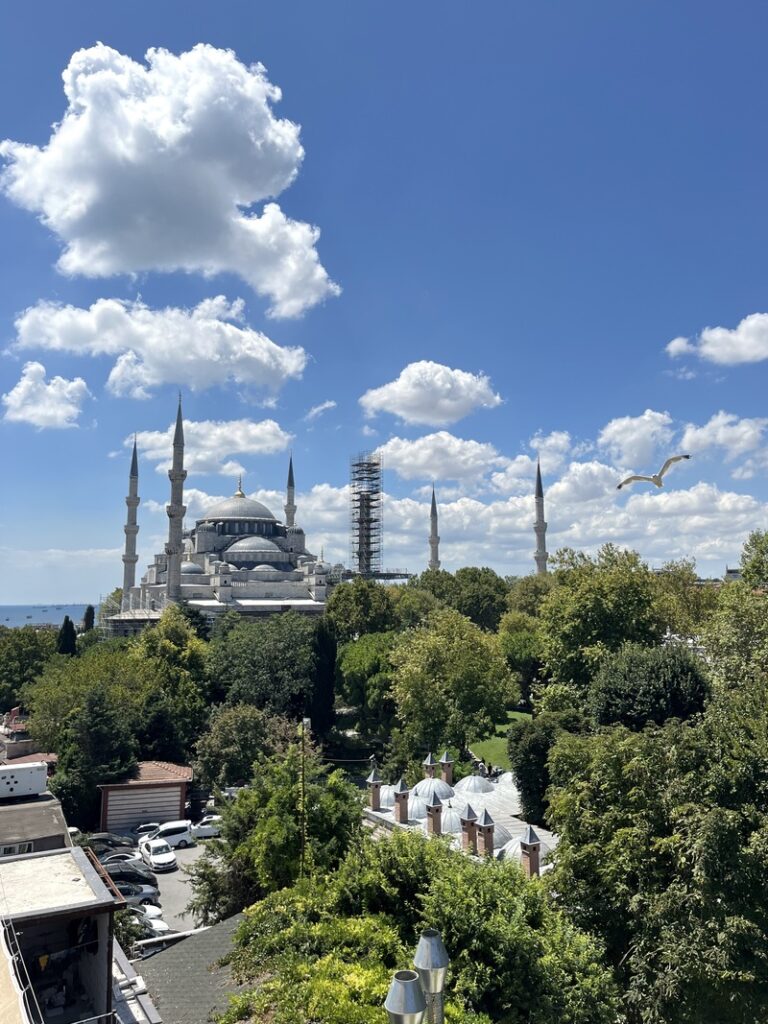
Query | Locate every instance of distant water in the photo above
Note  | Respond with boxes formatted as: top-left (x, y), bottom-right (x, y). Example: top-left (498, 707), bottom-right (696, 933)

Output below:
top-left (0, 605), bottom-right (97, 629)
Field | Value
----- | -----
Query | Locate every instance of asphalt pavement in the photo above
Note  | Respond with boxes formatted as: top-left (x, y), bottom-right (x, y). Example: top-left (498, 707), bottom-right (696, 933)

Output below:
top-left (154, 843), bottom-right (205, 931)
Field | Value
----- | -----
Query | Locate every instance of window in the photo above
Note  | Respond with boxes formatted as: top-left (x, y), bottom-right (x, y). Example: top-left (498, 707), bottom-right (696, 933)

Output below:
top-left (0, 842), bottom-right (33, 857)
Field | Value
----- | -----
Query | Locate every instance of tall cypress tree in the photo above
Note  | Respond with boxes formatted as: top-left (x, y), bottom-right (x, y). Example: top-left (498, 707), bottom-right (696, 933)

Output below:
top-left (56, 615), bottom-right (77, 656)
top-left (83, 605), bottom-right (95, 632)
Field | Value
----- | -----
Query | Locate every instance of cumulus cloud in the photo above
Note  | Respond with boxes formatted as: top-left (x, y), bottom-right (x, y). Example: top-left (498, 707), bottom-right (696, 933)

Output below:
top-left (2, 361), bottom-right (90, 428)
top-left (13, 296), bottom-right (306, 398)
top-left (360, 361), bottom-right (502, 426)
top-left (666, 314), bottom-right (768, 365)
top-left (304, 400), bottom-right (337, 422)
top-left (598, 409), bottom-right (673, 468)
top-left (0, 43), bottom-right (339, 317)
top-left (376, 432), bottom-right (507, 482)
top-left (134, 417), bottom-right (292, 476)
top-left (681, 411), bottom-right (768, 462)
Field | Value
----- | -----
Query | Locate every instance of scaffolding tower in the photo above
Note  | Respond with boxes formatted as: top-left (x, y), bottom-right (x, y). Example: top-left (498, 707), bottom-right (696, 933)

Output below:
top-left (350, 451), bottom-right (383, 577)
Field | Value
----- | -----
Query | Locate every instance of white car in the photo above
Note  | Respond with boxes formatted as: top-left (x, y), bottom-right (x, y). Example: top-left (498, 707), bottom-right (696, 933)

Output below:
top-left (133, 903), bottom-right (163, 921)
top-left (191, 814), bottom-right (222, 839)
top-left (140, 839), bottom-right (177, 872)
top-left (100, 850), bottom-right (143, 868)
top-left (130, 822), bottom-right (161, 841)
top-left (132, 906), bottom-right (172, 935)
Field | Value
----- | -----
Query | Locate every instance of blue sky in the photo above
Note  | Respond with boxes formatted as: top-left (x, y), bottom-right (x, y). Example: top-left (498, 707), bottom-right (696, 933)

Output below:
top-left (2, 1), bottom-right (768, 601)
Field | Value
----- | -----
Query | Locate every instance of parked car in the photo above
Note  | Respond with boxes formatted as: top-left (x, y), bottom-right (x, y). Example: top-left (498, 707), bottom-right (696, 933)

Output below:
top-left (140, 820), bottom-right (194, 850)
top-left (114, 880), bottom-right (160, 907)
top-left (132, 913), bottom-right (172, 938)
top-left (141, 839), bottom-right (177, 873)
top-left (106, 863), bottom-right (158, 888)
top-left (89, 831), bottom-right (134, 849)
top-left (99, 850), bottom-right (143, 868)
top-left (129, 822), bottom-right (161, 841)
top-left (191, 815), bottom-right (222, 839)
top-left (132, 903), bottom-right (163, 921)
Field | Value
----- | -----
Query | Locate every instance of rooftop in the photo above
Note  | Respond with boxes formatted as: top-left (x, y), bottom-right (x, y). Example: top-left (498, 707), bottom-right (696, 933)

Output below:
top-left (0, 791), bottom-right (68, 845)
top-left (0, 848), bottom-right (117, 922)
top-left (100, 761), bottom-right (193, 789)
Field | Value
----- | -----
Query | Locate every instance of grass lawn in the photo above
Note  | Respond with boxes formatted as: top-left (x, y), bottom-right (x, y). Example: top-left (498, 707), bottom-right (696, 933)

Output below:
top-left (471, 710), bottom-right (531, 769)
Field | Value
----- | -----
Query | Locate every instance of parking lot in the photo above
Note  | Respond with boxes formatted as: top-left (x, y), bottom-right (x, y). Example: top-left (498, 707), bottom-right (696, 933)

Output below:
top-left (153, 843), bottom-right (206, 931)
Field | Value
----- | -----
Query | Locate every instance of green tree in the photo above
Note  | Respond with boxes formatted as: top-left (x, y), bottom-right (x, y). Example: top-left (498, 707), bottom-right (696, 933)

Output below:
top-left (587, 642), bottom-right (710, 729)
top-left (507, 709), bottom-right (585, 825)
top-left (390, 608), bottom-right (515, 754)
top-left (539, 545), bottom-right (662, 689)
top-left (452, 566), bottom-right (509, 631)
top-left (506, 573), bottom-right (555, 617)
top-left (193, 704), bottom-right (294, 788)
top-left (51, 688), bottom-right (138, 828)
top-left (412, 568), bottom-right (459, 606)
top-left (702, 581), bottom-right (768, 684)
top-left (651, 558), bottom-right (718, 635)
top-left (336, 631), bottom-right (398, 737)
top-left (82, 604), bottom-right (95, 632)
top-left (324, 577), bottom-right (397, 644)
top-left (497, 609), bottom-right (544, 707)
top-left (388, 584), bottom-right (441, 629)
top-left (740, 529), bottom-right (768, 589)
top-left (56, 615), bottom-right (77, 656)
top-left (308, 616), bottom-right (336, 736)
top-left (0, 626), bottom-right (56, 710)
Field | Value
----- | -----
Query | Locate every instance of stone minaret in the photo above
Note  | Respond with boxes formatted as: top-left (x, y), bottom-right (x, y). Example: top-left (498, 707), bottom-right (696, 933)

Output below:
top-left (121, 438), bottom-right (140, 611)
top-left (284, 454), bottom-right (296, 528)
top-left (428, 485), bottom-right (441, 571)
top-left (533, 458), bottom-right (548, 575)
top-left (165, 397), bottom-right (187, 603)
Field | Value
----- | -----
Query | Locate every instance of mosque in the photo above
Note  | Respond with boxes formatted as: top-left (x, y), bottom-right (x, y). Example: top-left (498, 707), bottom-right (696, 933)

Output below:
top-left (108, 400), bottom-right (340, 635)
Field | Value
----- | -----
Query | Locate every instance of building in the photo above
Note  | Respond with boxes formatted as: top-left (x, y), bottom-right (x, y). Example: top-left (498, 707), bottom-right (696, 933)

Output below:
top-left (108, 400), bottom-right (337, 635)
top-left (98, 761), bottom-right (193, 833)
top-left (533, 458), bottom-right (548, 575)
top-left (0, 762), bottom-right (69, 861)
top-left (1, 709), bottom-right (57, 773)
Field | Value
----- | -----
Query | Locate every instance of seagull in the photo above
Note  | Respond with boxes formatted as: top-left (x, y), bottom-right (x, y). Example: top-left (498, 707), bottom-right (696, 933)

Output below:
top-left (617, 454), bottom-right (691, 490)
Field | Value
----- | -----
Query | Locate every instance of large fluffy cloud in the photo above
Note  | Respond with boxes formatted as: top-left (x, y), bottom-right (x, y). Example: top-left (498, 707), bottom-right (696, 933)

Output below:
top-left (0, 43), bottom-right (339, 317)
top-left (13, 296), bottom-right (307, 398)
top-left (376, 432), bottom-right (507, 482)
top-left (134, 417), bottom-right (292, 476)
top-left (598, 409), bottom-right (673, 467)
top-left (360, 361), bottom-right (502, 426)
top-left (667, 313), bottom-right (768, 365)
top-left (681, 411), bottom-right (768, 462)
top-left (2, 361), bottom-right (90, 428)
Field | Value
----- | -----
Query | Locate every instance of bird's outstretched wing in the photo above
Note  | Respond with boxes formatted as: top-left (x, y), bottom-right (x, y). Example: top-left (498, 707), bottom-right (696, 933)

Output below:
top-left (657, 454), bottom-right (692, 479)
top-left (617, 475), bottom-right (655, 490)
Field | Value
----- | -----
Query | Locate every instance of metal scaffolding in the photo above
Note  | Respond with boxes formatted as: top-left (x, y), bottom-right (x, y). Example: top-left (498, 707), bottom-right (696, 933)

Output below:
top-left (350, 451), bottom-right (383, 577)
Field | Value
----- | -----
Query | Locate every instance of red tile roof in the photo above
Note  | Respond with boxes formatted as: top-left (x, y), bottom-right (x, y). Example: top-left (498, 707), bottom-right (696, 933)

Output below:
top-left (133, 761), bottom-right (193, 784)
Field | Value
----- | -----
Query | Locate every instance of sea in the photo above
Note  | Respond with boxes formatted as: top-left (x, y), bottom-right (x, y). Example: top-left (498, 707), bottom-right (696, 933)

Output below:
top-left (0, 605), bottom-right (97, 629)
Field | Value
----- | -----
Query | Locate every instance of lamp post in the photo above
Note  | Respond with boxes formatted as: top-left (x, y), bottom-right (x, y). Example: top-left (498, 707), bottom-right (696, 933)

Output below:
top-left (384, 970), bottom-right (426, 1024)
top-left (413, 930), bottom-right (449, 1024)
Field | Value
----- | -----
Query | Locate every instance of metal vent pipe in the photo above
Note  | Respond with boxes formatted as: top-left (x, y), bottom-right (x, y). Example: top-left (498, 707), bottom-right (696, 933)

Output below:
top-left (384, 970), bottom-right (427, 1024)
top-left (413, 930), bottom-right (449, 1024)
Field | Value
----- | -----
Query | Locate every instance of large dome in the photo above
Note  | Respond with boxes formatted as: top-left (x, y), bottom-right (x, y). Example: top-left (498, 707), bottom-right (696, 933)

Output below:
top-left (200, 492), bottom-right (276, 522)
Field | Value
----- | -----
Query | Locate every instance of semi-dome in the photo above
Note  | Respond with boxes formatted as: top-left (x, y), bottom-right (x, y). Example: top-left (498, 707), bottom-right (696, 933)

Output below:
top-left (454, 774), bottom-right (495, 796)
top-left (412, 777), bottom-right (454, 802)
top-left (225, 537), bottom-right (282, 560)
top-left (180, 561), bottom-right (205, 575)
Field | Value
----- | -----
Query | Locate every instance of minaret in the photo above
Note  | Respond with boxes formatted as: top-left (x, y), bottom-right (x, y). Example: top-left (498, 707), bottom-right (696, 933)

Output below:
top-left (533, 458), bottom-right (548, 575)
top-left (121, 438), bottom-right (140, 611)
top-left (165, 397), bottom-right (187, 603)
top-left (284, 454), bottom-right (296, 528)
top-left (429, 485), bottom-right (441, 571)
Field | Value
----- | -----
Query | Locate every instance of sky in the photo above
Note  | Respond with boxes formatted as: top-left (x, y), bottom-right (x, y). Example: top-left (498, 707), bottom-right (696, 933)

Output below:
top-left (2, 1), bottom-right (768, 602)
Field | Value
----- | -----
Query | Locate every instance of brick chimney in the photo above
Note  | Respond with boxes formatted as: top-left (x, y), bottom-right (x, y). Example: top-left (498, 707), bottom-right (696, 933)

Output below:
top-left (438, 750), bottom-right (454, 786)
top-left (366, 766), bottom-right (382, 811)
top-left (426, 795), bottom-right (443, 836)
top-left (394, 779), bottom-right (410, 825)
top-left (520, 825), bottom-right (541, 878)
top-left (476, 808), bottom-right (495, 858)
top-left (460, 804), bottom-right (478, 854)
top-left (422, 752), bottom-right (437, 779)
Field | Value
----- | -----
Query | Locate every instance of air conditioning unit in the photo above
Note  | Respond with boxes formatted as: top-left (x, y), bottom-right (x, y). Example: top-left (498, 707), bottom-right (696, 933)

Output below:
top-left (0, 762), bottom-right (48, 799)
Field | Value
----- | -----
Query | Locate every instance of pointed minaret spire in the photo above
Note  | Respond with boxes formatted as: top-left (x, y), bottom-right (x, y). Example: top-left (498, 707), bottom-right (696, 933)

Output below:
top-left (234, 474), bottom-right (245, 498)
top-left (533, 457), bottom-right (548, 575)
top-left (429, 484), bottom-right (441, 571)
top-left (284, 453), bottom-right (296, 528)
top-left (165, 394), bottom-right (187, 603)
top-left (121, 438), bottom-right (140, 611)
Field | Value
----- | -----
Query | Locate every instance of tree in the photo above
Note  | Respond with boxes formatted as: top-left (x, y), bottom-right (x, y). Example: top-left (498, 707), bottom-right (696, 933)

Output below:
top-left (506, 573), bottom-right (555, 618)
top-left (539, 545), bottom-right (662, 689)
top-left (703, 581), bottom-right (768, 684)
top-left (507, 709), bottom-right (585, 825)
top-left (651, 558), bottom-right (718, 636)
top-left (324, 577), bottom-right (397, 644)
top-left (452, 567), bottom-right (509, 631)
top-left (0, 626), bottom-right (56, 710)
top-left (587, 642), bottom-right (710, 729)
top-left (740, 529), bottom-right (768, 589)
top-left (177, 602), bottom-right (211, 640)
top-left (308, 616), bottom-right (336, 736)
top-left (194, 704), bottom-right (295, 788)
top-left (187, 744), bottom-right (362, 924)
top-left (412, 568), bottom-right (459, 606)
top-left (82, 605), bottom-right (95, 632)
top-left (497, 609), bottom-right (544, 707)
top-left (390, 608), bottom-right (516, 755)
top-left (388, 584), bottom-right (441, 629)
top-left (51, 688), bottom-right (138, 828)
top-left (56, 615), bottom-right (77, 656)
top-left (336, 631), bottom-right (398, 737)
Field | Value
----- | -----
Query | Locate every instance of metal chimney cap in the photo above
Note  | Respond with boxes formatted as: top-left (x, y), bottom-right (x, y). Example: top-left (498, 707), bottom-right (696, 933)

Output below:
top-left (413, 929), bottom-right (450, 994)
top-left (384, 969), bottom-right (427, 1024)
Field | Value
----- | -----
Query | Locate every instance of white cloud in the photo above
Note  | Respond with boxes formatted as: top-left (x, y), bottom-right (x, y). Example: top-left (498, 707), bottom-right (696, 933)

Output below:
top-left (529, 430), bottom-right (571, 472)
top-left (376, 431), bottom-right (507, 482)
top-left (2, 361), bottom-right (90, 428)
top-left (360, 360), bottom-right (502, 426)
top-left (13, 296), bottom-right (306, 398)
top-left (304, 400), bottom-right (336, 422)
top-left (597, 409), bottom-right (673, 468)
top-left (134, 417), bottom-right (292, 476)
top-left (666, 313), bottom-right (768, 365)
top-left (681, 411), bottom-right (768, 462)
top-left (0, 43), bottom-right (339, 317)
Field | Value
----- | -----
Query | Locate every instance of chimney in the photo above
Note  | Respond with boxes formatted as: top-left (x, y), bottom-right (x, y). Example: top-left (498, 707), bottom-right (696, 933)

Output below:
top-left (384, 969), bottom-right (426, 1024)
top-left (476, 809), bottom-right (495, 858)
top-left (422, 752), bottom-right (437, 779)
top-left (438, 750), bottom-right (453, 786)
top-left (366, 765), bottom-right (382, 811)
top-left (414, 929), bottom-right (450, 1024)
top-left (520, 824), bottom-right (541, 878)
top-left (394, 779), bottom-right (410, 825)
top-left (426, 795), bottom-right (442, 836)
top-left (460, 804), bottom-right (478, 855)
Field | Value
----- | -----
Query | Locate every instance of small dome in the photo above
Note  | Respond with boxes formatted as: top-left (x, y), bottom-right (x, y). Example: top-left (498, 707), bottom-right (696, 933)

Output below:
top-left (180, 561), bottom-right (204, 575)
top-left (314, 561), bottom-right (331, 574)
top-left (496, 771), bottom-right (518, 789)
top-left (412, 778), bottom-right (454, 802)
top-left (407, 794), bottom-right (429, 820)
top-left (226, 537), bottom-right (282, 563)
top-left (454, 774), bottom-right (495, 796)
top-left (420, 805), bottom-right (464, 835)
top-left (252, 564), bottom-right (279, 572)
top-left (379, 785), bottom-right (396, 810)
top-left (496, 836), bottom-right (552, 862)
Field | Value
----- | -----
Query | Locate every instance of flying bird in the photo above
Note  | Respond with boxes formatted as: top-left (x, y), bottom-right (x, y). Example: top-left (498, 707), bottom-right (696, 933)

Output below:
top-left (617, 454), bottom-right (691, 490)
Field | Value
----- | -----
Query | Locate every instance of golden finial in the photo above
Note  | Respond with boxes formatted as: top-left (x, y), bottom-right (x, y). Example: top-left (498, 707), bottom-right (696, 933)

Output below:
top-left (234, 474), bottom-right (245, 498)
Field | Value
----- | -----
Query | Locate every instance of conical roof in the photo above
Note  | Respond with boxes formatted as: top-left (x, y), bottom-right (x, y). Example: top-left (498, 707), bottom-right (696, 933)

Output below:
top-left (366, 768), bottom-right (381, 784)
top-left (422, 752), bottom-right (437, 766)
top-left (393, 778), bottom-right (409, 794)
top-left (460, 803), bottom-right (477, 822)
top-left (535, 457), bottom-right (543, 498)
top-left (521, 824), bottom-right (541, 846)
top-left (477, 808), bottom-right (494, 827)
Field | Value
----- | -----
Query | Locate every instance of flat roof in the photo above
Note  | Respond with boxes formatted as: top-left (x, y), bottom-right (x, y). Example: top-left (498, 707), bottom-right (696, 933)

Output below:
top-left (0, 791), bottom-right (68, 845)
top-left (0, 847), bottom-right (117, 921)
